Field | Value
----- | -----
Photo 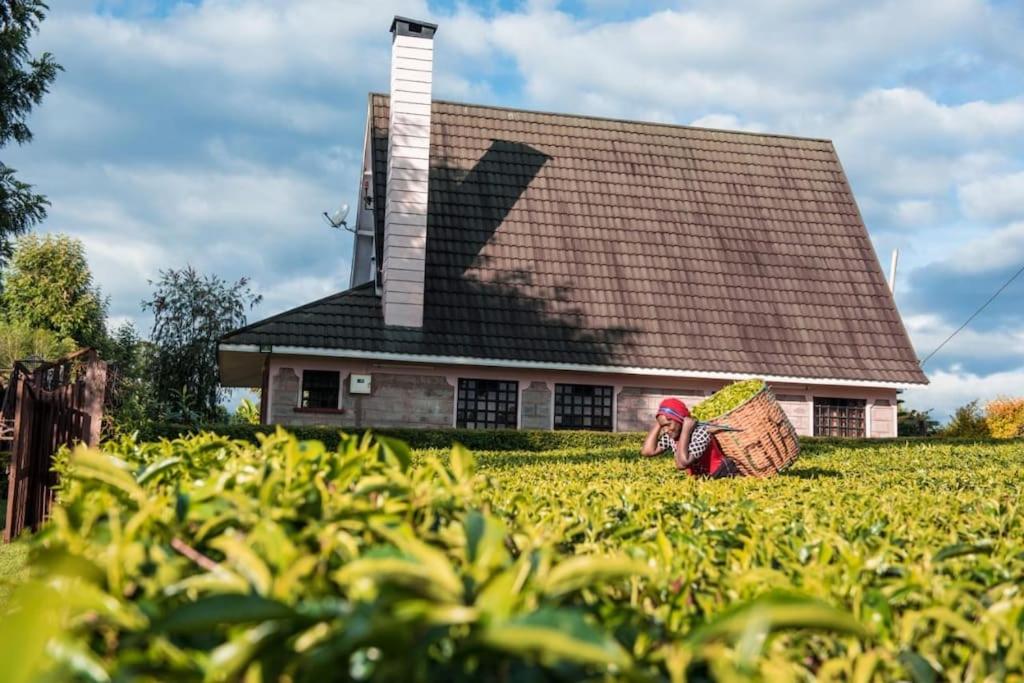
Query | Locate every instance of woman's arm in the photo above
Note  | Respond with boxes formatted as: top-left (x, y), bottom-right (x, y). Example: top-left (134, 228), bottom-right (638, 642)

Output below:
top-left (640, 422), bottom-right (662, 457)
top-left (672, 417), bottom-right (699, 470)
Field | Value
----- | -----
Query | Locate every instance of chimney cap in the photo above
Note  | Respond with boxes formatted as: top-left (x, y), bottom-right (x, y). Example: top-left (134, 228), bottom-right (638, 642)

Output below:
top-left (390, 16), bottom-right (437, 39)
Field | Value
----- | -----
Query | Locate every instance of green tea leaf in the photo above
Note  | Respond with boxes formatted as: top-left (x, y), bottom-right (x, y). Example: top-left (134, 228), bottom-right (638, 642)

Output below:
top-left (333, 556), bottom-right (462, 603)
top-left (933, 541), bottom-right (994, 562)
top-left (898, 650), bottom-right (939, 683)
top-left (686, 592), bottom-right (867, 645)
top-left (209, 534), bottom-right (273, 595)
top-left (154, 594), bottom-right (294, 634)
top-left (481, 608), bottom-right (631, 669)
top-left (376, 435), bottom-right (412, 471)
top-left (69, 450), bottom-right (146, 503)
top-left (136, 456), bottom-right (183, 485)
top-left (46, 639), bottom-right (111, 683)
top-left (449, 442), bottom-right (475, 481)
top-left (543, 555), bottom-right (651, 598)
top-left (205, 621), bottom-right (282, 683)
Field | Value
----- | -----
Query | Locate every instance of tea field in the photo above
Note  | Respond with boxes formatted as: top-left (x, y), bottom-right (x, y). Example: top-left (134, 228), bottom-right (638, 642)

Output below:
top-left (0, 432), bottom-right (1022, 681)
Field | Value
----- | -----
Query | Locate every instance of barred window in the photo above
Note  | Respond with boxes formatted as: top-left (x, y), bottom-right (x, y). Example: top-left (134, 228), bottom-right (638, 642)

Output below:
top-left (813, 398), bottom-right (866, 437)
top-left (554, 384), bottom-right (614, 431)
top-left (301, 370), bottom-right (340, 409)
top-left (457, 379), bottom-right (518, 429)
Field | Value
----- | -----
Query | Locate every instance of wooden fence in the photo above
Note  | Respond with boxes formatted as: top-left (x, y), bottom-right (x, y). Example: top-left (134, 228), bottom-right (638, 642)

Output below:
top-left (3, 349), bottom-right (107, 542)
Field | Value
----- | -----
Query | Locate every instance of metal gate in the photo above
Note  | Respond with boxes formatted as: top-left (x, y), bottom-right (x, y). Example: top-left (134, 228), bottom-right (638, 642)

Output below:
top-left (3, 349), bottom-right (107, 542)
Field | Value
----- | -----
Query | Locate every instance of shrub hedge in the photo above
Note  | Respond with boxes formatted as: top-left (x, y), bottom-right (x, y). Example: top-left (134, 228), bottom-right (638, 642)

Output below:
top-left (136, 421), bottom-right (1022, 454)
top-left (136, 422), bottom-right (646, 452)
top-left (3, 430), bottom-right (1023, 681)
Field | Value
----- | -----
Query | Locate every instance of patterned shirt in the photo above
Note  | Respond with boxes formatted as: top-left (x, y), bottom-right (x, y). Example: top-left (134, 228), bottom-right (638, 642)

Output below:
top-left (657, 425), bottom-right (712, 466)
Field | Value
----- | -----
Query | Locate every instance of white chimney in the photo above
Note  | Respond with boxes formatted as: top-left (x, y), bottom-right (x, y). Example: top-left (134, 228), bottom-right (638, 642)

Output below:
top-left (383, 16), bottom-right (436, 327)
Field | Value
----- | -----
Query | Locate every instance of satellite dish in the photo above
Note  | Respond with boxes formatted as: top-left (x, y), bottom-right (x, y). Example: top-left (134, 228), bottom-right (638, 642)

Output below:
top-left (323, 203), bottom-right (351, 230)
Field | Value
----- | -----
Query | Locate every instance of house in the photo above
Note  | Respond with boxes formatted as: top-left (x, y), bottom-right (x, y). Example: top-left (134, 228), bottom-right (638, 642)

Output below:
top-left (218, 16), bottom-right (928, 438)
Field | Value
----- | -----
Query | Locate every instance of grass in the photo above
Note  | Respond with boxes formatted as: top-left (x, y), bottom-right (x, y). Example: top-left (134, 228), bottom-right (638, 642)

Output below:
top-left (0, 539), bottom-right (27, 609)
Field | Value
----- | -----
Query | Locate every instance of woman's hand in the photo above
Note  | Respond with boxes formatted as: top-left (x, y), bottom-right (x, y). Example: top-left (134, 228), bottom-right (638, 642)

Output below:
top-left (680, 416), bottom-right (696, 433)
top-left (640, 420), bottom-right (662, 457)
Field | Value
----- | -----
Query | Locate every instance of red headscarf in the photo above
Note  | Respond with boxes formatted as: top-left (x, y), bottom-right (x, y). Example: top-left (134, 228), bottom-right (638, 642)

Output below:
top-left (657, 398), bottom-right (690, 423)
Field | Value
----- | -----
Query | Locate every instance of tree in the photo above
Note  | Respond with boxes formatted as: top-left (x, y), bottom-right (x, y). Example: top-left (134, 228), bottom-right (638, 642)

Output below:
top-left (984, 397), bottom-right (1024, 439)
top-left (0, 233), bottom-right (108, 347)
top-left (103, 321), bottom-right (157, 437)
top-left (0, 1), bottom-right (62, 266)
top-left (896, 399), bottom-right (938, 437)
top-left (142, 266), bottom-right (261, 422)
top-left (0, 320), bottom-right (75, 382)
top-left (941, 399), bottom-right (990, 438)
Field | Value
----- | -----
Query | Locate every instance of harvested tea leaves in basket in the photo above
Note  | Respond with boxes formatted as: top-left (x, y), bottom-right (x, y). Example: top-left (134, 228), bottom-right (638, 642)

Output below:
top-left (692, 379), bottom-right (766, 420)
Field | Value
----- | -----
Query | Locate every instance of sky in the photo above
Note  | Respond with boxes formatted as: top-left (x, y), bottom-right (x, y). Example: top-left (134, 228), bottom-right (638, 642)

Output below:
top-left (6, 0), bottom-right (1024, 421)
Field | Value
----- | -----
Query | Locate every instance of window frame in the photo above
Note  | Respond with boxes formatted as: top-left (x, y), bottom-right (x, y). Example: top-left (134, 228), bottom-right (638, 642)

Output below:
top-left (299, 369), bottom-right (342, 410)
top-left (553, 383), bottom-right (615, 432)
top-left (813, 397), bottom-right (866, 437)
top-left (456, 378), bottom-right (519, 430)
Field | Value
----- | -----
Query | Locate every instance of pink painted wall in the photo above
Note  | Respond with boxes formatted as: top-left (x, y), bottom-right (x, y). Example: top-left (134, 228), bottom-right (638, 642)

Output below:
top-left (265, 355), bottom-right (899, 437)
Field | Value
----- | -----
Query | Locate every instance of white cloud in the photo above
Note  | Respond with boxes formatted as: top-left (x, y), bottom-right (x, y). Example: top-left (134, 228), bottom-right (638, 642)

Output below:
top-left (903, 365), bottom-right (1024, 420)
top-left (959, 171), bottom-right (1024, 223)
top-left (914, 221), bottom-right (1024, 276)
top-left (904, 313), bottom-right (1024, 363)
top-left (29, 155), bottom-right (354, 328)
top-left (688, 113), bottom-right (764, 133)
top-left (256, 275), bottom-right (341, 314)
top-left (893, 199), bottom-right (938, 227)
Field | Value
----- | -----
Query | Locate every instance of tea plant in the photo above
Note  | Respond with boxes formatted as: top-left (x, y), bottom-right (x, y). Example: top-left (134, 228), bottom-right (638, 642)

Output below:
top-left (1, 432), bottom-right (1022, 681)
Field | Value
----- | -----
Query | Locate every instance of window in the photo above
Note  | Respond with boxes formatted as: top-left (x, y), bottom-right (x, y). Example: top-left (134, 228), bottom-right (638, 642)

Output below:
top-left (301, 370), bottom-right (340, 409)
top-left (554, 384), bottom-right (614, 431)
top-left (813, 397), bottom-right (866, 437)
top-left (456, 379), bottom-right (518, 429)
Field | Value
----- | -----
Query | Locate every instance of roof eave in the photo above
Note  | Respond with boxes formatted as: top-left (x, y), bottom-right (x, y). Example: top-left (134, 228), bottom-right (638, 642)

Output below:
top-left (219, 342), bottom-right (928, 389)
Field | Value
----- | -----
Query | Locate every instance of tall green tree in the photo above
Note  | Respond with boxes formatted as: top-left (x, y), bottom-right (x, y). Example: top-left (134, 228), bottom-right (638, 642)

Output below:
top-left (1, 1), bottom-right (62, 266)
top-left (142, 266), bottom-right (260, 422)
top-left (103, 321), bottom-right (157, 437)
top-left (0, 320), bottom-right (75, 382)
top-left (942, 399), bottom-right (990, 438)
top-left (0, 233), bottom-right (108, 348)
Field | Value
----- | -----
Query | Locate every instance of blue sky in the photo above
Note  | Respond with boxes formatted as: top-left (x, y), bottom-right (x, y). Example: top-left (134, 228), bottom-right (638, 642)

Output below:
top-left (7, 0), bottom-right (1024, 420)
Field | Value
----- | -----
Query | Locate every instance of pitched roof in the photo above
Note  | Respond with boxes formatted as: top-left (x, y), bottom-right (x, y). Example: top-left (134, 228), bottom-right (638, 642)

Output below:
top-left (223, 94), bottom-right (927, 385)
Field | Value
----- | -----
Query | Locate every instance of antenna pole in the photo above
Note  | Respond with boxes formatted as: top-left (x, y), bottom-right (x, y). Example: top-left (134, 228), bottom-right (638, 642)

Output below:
top-left (888, 248), bottom-right (899, 298)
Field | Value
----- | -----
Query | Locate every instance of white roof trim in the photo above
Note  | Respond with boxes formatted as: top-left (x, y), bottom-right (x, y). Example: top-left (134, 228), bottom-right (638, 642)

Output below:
top-left (219, 343), bottom-right (925, 389)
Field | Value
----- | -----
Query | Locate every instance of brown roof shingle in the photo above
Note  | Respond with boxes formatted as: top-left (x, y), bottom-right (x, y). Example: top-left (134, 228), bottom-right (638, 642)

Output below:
top-left (225, 95), bottom-right (927, 385)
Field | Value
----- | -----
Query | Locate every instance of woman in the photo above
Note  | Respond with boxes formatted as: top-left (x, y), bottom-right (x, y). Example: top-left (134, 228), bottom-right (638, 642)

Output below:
top-left (640, 398), bottom-right (739, 478)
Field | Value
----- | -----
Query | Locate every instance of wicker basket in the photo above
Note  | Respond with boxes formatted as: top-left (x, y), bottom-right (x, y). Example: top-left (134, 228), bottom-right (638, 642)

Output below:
top-left (711, 387), bottom-right (800, 477)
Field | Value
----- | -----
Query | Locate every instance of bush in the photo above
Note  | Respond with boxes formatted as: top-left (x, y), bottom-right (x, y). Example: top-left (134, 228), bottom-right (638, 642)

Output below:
top-left (135, 423), bottom-right (1019, 455)
top-left (136, 422), bottom-right (646, 452)
top-left (985, 396), bottom-right (1024, 438)
top-left (942, 400), bottom-right (991, 438)
top-left (897, 400), bottom-right (939, 437)
top-left (2, 431), bottom-right (679, 680)
top-left (2, 432), bottom-right (1023, 680)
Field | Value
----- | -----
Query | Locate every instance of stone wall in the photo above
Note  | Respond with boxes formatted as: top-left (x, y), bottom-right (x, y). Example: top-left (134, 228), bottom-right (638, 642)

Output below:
top-left (348, 374), bottom-right (454, 428)
top-left (266, 361), bottom-right (899, 438)
top-left (775, 394), bottom-right (811, 436)
top-left (520, 381), bottom-right (552, 429)
top-left (615, 386), bottom-right (706, 432)
top-left (870, 398), bottom-right (895, 438)
top-left (269, 367), bottom-right (453, 429)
